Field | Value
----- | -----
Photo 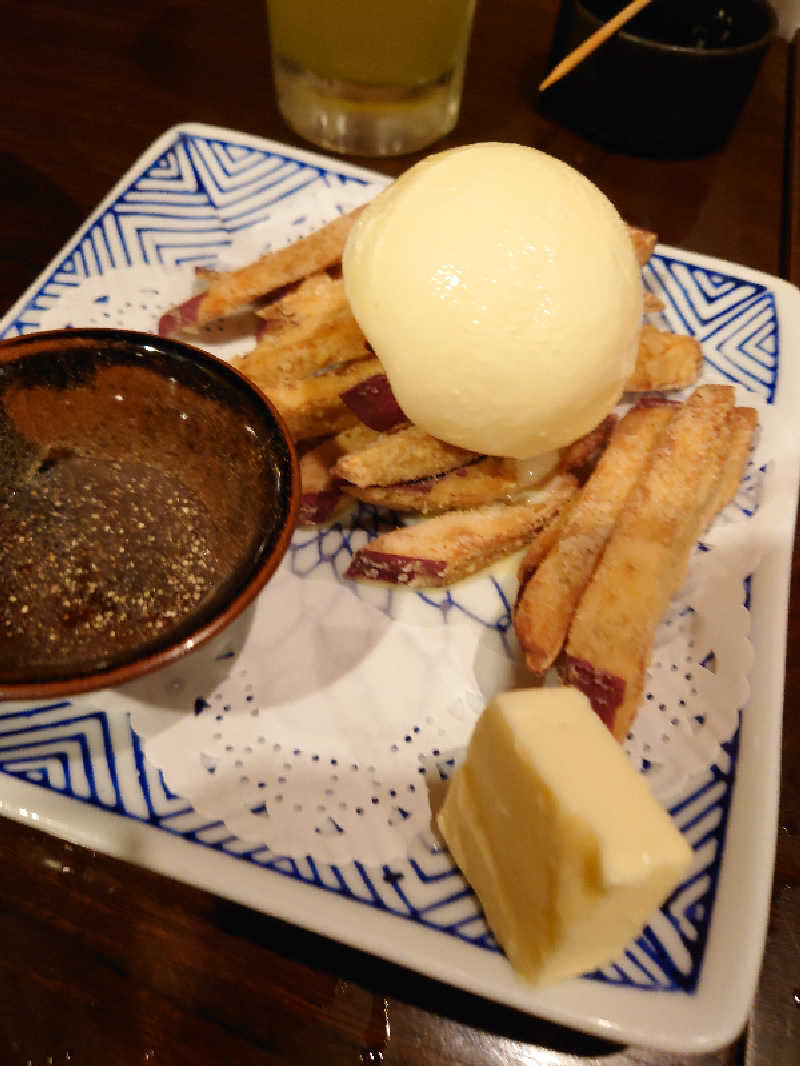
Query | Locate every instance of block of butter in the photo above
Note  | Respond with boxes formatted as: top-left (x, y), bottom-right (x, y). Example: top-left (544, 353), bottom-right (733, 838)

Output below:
top-left (437, 686), bottom-right (692, 985)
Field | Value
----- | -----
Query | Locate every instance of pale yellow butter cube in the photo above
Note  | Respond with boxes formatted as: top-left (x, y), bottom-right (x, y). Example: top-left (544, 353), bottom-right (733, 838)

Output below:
top-left (437, 687), bottom-right (692, 985)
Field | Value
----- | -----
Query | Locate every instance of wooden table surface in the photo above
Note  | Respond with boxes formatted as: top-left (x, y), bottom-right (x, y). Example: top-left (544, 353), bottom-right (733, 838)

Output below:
top-left (1, 2), bottom-right (798, 1063)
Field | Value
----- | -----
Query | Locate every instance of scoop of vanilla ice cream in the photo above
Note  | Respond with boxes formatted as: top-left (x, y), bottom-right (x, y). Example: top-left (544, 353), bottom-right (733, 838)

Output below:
top-left (343, 143), bottom-right (643, 458)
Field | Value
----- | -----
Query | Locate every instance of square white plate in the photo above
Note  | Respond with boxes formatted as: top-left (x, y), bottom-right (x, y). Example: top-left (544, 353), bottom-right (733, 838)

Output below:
top-left (1, 123), bottom-right (799, 1053)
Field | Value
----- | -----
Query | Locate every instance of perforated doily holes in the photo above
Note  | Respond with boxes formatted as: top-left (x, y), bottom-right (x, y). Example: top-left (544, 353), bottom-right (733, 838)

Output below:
top-left (120, 566), bottom-right (496, 864)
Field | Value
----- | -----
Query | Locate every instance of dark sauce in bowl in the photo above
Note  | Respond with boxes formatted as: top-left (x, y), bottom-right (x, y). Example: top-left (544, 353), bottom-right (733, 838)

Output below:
top-left (1, 455), bottom-right (222, 671)
top-left (583, 0), bottom-right (774, 50)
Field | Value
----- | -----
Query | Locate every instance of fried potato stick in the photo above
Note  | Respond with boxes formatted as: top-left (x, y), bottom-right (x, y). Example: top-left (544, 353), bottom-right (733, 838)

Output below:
top-left (158, 207), bottom-right (363, 335)
top-left (257, 270), bottom-right (347, 326)
top-left (627, 323), bottom-right (704, 392)
top-left (514, 400), bottom-right (676, 675)
top-left (346, 475), bottom-right (578, 588)
top-left (259, 356), bottom-right (381, 441)
top-left (627, 225), bottom-right (658, 266)
top-left (343, 456), bottom-right (522, 514)
top-left (341, 417), bottom-right (619, 515)
top-left (298, 424), bottom-right (379, 525)
top-left (336, 416), bottom-right (613, 498)
top-left (556, 414), bottom-right (617, 481)
top-left (700, 405), bottom-right (758, 526)
top-left (236, 297), bottom-right (370, 387)
top-left (559, 385), bottom-right (737, 741)
top-left (333, 424), bottom-right (478, 488)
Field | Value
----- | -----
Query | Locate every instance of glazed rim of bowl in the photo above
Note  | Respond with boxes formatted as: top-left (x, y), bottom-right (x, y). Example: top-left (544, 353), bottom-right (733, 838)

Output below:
top-left (575, 0), bottom-right (777, 56)
top-left (0, 327), bottom-right (300, 701)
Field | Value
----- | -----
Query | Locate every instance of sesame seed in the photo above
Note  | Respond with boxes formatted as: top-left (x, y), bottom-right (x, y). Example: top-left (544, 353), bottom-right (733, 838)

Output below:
top-left (1, 456), bottom-right (223, 672)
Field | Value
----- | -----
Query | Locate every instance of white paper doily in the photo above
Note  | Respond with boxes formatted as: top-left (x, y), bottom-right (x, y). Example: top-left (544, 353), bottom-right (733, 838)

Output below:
top-left (103, 568), bottom-right (502, 864)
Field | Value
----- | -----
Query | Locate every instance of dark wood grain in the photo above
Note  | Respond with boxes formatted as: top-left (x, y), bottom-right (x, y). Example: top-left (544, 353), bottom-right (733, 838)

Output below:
top-left (0, 2), bottom-right (797, 1064)
top-left (785, 30), bottom-right (799, 282)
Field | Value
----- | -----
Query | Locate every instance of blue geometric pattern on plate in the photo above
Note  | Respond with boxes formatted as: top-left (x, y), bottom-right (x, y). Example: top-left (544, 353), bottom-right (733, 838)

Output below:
top-left (0, 126), bottom-right (773, 995)
top-left (2, 130), bottom-right (370, 337)
top-left (0, 698), bottom-right (737, 992)
top-left (643, 255), bottom-right (778, 402)
top-left (289, 501), bottom-right (519, 653)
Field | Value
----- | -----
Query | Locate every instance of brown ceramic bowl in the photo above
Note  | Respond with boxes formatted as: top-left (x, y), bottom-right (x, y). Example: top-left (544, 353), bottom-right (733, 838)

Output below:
top-left (0, 328), bottom-right (299, 700)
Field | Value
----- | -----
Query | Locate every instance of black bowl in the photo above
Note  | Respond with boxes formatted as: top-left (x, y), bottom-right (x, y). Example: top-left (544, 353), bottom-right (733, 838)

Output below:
top-left (540, 0), bottom-right (777, 157)
top-left (0, 328), bottom-right (300, 699)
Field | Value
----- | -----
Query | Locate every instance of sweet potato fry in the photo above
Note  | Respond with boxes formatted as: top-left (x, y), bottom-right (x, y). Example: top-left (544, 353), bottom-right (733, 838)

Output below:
top-left (158, 207), bottom-right (363, 335)
top-left (556, 415), bottom-right (617, 481)
top-left (515, 506), bottom-right (573, 589)
top-left (333, 425), bottom-right (478, 488)
top-left (297, 424), bottom-right (379, 525)
top-left (298, 444), bottom-right (348, 525)
top-left (342, 455), bottom-right (523, 515)
top-left (346, 475), bottom-right (578, 587)
top-left (514, 401), bottom-right (676, 675)
top-left (627, 225), bottom-right (658, 266)
top-left (334, 423), bottom-right (385, 452)
top-left (559, 385), bottom-right (736, 741)
top-left (700, 405), bottom-right (758, 526)
top-left (339, 373), bottom-right (408, 431)
top-left (234, 282), bottom-right (369, 386)
top-left (258, 356), bottom-right (381, 441)
top-left (337, 416), bottom-right (614, 505)
top-left (257, 270), bottom-right (346, 326)
top-left (626, 323), bottom-right (703, 392)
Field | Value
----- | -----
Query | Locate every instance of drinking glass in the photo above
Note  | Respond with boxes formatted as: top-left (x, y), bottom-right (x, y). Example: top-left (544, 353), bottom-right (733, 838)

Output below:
top-left (267, 0), bottom-right (477, 157)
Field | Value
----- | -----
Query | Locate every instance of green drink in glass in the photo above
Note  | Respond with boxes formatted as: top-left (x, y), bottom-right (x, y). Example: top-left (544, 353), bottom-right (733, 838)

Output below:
top-left (267, 0), bottom-right (477, 156)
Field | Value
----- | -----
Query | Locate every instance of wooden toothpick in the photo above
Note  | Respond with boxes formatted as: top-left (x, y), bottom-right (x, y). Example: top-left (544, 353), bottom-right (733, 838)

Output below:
top-left (539, 0), bottom-right (654, 91)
